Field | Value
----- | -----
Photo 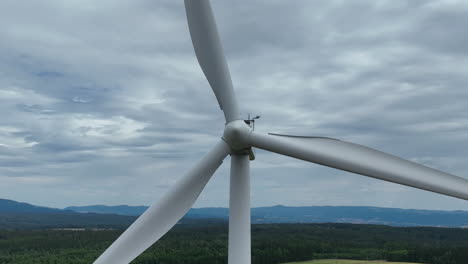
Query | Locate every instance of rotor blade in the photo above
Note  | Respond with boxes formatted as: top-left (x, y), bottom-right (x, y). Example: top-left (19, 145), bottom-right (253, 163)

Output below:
top-left (248, 132), bottom-right (468, 200)
top-left (93, 140), bottom-right (230, 264)
top-left (185, 0), bottom-right (240, 123)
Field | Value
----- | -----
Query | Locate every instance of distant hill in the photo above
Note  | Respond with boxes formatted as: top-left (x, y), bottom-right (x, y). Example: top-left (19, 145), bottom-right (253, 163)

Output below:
top-left (0, 198), bottom-right (63, 213)
top-left (66, 204), bottom-right (468, 227)
top-left (0, 198), bottom-right (137, 229)
top-left (0, 212), bottom-right (136, 229)
top-left (65, 205), bottom-right (148, 216)
top-left (250, 205), bottom-right (468, 227)
top-left (3, 198), bottom-right (468, 228)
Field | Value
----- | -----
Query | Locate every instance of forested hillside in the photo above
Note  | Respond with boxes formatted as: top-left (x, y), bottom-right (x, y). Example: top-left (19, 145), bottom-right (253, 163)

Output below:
top-left (1, 223), bottom-right (467, 264)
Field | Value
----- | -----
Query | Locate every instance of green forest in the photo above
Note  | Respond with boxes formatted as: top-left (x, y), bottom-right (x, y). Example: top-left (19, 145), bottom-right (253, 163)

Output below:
top-left (1, 223), bottom-right (468, 264)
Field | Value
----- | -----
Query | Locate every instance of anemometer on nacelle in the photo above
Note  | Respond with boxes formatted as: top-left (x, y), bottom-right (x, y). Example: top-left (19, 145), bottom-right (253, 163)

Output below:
top-left (244, 114), bottom-right (260, 130)
top-left (241, 114), bottom-right (259, 160)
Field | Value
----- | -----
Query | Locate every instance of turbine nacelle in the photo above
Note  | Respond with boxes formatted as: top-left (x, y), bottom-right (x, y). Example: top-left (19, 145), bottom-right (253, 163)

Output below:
top-left (223, 120), bottom-right (256, 160)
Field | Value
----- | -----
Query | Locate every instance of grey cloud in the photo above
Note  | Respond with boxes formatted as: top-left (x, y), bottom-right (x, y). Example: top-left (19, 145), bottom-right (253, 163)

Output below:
top-left (0, 0), bottom-right (467, 210)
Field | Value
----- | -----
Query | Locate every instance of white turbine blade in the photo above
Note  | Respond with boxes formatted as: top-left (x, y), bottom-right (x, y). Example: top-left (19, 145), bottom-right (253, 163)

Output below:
top-left (248, 132), bottom-right (468, 200)
top-left (185, 0), bottom-right (240, 123)
top-left (229, 154), bottom-right (251, 264)
top-left (93, 140), bottom-right (230, 264)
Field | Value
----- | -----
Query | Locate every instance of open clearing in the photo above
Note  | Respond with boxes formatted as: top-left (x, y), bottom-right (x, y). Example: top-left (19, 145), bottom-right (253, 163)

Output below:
top-left (283, 260), bottom-right (422, 264)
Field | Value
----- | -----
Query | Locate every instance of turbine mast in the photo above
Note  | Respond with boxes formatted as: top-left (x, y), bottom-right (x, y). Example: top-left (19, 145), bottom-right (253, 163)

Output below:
top-left (229, 154), bottom-right (251, 264)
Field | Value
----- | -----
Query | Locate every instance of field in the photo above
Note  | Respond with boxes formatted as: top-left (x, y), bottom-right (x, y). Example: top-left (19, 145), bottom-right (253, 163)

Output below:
top-left (283, 260), bottom-right (422, 264)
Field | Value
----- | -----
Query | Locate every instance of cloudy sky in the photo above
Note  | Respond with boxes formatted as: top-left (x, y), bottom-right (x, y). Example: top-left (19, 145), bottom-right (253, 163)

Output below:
top-left (1, 0), bottom-right (468, 210)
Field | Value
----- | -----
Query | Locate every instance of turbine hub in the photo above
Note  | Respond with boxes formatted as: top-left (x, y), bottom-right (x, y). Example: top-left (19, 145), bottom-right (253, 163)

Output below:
top-left (223, 120), bottom-right (252, 151)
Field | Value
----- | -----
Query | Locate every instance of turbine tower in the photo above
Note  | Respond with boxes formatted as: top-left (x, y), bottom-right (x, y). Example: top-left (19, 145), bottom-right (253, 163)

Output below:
top-left (93, 1), bottom-right (468, 263)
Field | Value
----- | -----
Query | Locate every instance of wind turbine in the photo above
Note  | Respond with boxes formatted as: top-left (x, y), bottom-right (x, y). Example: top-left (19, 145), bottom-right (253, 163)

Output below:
top-left (94, 1), bottom-right (468, 263)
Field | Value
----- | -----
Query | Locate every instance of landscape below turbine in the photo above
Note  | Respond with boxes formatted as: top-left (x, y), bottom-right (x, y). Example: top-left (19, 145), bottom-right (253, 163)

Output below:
top-left (93, 1), bottom-right (468, 264)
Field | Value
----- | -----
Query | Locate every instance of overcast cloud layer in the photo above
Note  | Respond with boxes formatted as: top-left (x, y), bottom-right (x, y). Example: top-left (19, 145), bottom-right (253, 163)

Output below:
top-left (1, 0), bottom-right (468, 210)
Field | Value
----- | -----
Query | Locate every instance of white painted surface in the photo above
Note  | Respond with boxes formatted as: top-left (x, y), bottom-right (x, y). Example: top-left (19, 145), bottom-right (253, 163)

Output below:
top-left (248, 132), bottom-right (468, 200)
top-left (93, 140), bottom-right (230, 264)
top-left (229, 154), bottom-right (251, 264)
